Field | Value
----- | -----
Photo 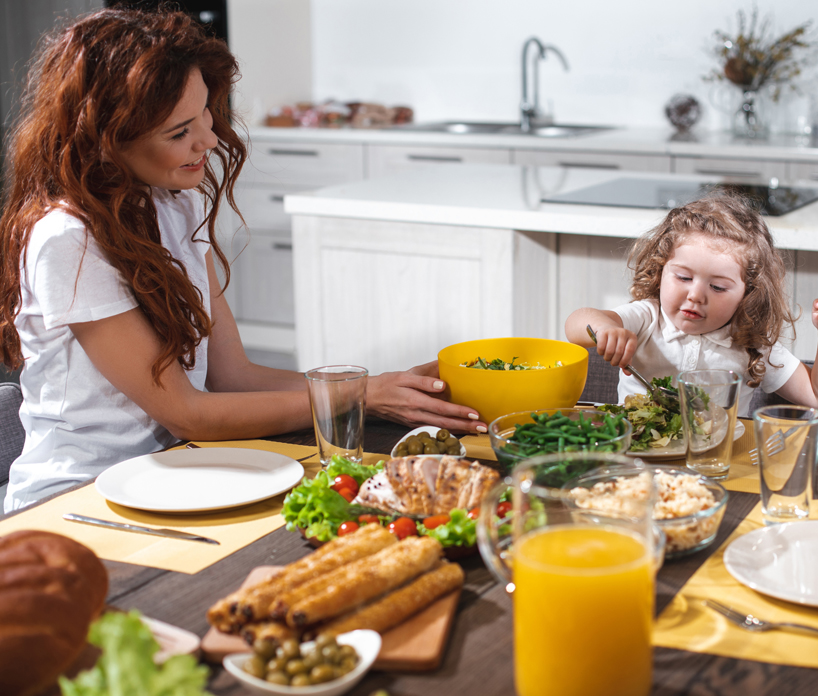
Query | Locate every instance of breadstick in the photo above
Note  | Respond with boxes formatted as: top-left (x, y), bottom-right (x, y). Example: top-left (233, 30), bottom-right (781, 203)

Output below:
top-left (207, 523), bottom-right (395, 632)
top-left (286, 536), bottom-right (443, 627)
top-left (239, 619), bottom-right (299, 647)
top-left (319, 561), bottom-right (464, 636)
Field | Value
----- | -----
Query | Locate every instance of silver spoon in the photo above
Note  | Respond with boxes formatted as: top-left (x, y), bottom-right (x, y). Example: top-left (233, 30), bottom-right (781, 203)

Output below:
top-left (586, 325), bottom-right (681, 413)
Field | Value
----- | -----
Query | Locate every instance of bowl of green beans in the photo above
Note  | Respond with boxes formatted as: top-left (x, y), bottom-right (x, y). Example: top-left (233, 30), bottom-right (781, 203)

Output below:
top-left (489, 408), bottom-right (632, 474)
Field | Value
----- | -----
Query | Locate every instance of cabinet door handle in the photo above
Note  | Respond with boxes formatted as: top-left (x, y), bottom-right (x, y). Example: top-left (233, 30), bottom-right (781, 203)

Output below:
top-left (269, 194), bottom-right (285, 203)
top-left (407, 154), bottom-right (463, 163)
top-left (558, 161), bottom-right (620, 170)
top-left (268, 149), bottom-right (319, 157)
top-left (694, 168), bottom-right (761, 178)
top-left (272, 242), bottom-right (293, 251)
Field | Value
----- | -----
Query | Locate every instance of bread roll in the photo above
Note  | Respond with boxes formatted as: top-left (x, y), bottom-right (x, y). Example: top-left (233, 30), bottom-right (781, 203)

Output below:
top-left (0, 530), bottom-right (108, 696)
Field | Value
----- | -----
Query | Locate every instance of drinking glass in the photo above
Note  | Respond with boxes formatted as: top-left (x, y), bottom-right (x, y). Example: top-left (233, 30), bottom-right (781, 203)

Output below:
top-left (678, 369), bottom-right (741, 480)
top-left (754, 405), bottom-right (818, 525)
top-left (477, 452), bottom-right (657, 696)
top-left (304, 365), bottom-right (368, 466)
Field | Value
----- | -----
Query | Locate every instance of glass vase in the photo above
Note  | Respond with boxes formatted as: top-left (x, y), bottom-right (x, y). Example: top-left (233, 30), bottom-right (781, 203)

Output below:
top-left (733, 89), bottom-right (768, 139)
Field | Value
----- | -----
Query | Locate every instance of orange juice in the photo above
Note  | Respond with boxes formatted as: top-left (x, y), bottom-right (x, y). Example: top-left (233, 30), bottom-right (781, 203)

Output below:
top-left (513, 525), bottom-right (653, 696)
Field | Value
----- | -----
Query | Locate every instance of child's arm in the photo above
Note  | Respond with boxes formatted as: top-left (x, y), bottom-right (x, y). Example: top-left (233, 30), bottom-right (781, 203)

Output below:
top-left (774, 300), bottom-right (818, 407)
top-left (564, 307), bottom-right (638, 372)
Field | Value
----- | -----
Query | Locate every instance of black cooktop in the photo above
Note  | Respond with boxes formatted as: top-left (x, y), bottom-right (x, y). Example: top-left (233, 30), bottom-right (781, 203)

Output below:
top-left (541, 177), bottom-right (818, 216)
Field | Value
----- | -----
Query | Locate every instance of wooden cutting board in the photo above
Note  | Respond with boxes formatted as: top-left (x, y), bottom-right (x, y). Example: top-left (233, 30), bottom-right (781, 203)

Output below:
top-left (201, 565), bottom-right (461, 671)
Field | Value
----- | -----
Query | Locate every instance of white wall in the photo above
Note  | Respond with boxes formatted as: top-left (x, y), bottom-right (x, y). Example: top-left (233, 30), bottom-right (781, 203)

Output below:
top-left (232, 0), bottom-right (816, 133)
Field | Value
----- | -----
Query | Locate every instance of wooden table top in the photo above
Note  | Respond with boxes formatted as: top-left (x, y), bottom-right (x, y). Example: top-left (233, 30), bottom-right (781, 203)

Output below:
top-left (10, 416), bottom-right (818, 695)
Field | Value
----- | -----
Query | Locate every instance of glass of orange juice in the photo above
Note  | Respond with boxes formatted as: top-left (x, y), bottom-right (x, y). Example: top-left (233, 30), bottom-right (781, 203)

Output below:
top-left (477, 452), bottom-right (658, 696)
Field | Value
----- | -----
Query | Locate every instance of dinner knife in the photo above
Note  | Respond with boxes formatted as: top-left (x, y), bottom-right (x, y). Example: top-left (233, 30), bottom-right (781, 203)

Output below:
top-left (63, 513), bottom-right (220, 545)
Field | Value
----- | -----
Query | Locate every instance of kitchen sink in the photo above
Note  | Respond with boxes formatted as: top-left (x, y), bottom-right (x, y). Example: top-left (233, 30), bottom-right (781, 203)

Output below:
top-left (391, 121), bottom-right (614, 138)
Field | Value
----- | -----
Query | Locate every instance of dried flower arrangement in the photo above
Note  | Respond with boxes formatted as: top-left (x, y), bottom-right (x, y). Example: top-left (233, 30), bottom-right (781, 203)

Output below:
top-left (704, 8), bottom-right (817, 101)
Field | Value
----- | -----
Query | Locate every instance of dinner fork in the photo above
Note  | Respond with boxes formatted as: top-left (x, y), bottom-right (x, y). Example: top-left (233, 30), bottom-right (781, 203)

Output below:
top-left (703, 599), bottom-right (818, 636)
top-left (747, 426), bottom-right (799, 466)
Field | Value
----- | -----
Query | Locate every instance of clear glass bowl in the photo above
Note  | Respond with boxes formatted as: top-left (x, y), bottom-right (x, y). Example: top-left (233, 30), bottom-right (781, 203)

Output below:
top-left (489, 408), bottom-right (632, 476)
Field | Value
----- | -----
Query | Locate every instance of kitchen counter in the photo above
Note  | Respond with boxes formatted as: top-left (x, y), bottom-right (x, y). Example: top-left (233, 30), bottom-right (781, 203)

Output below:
top-left (285, 164), bottom-right (818, 251)
top-left (284, 164), bottom-right (818, 373)
top-left (251, 124), bottom-right (818, 163)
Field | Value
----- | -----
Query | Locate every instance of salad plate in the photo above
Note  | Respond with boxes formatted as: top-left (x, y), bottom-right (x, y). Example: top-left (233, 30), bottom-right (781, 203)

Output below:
top-left (626, 420), bottom-right (744, 460)
top-left (724, 521), bottom-right (818, 607)
top-left (96, 447), bottom-right (304, 513)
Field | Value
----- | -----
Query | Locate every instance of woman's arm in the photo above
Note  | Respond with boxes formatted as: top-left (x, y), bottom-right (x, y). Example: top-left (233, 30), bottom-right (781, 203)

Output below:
top-left (773, 300), bottom-right (818, 408)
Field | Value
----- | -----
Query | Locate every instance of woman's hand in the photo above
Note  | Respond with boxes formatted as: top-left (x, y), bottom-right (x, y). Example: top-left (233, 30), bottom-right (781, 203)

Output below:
top-left (367, 360), bottom-right (487, 433)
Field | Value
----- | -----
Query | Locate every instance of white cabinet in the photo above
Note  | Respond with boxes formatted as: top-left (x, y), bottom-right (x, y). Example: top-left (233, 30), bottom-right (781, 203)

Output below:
top-left (513, 149), bottom-right (672, 173)
top-left (224, 139), bottom-right (367, 354)
top-left (367, 144), bottom-right (511, 178)
top-left (291, 215), bottom-right (557, 374)
top-left (672, 155), bottom-right (788, 180)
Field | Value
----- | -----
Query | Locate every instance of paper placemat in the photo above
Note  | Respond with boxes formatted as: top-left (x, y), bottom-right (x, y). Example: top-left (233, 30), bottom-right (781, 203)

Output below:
top-left (0, 441), bottom-right (387, 574)
top-left (654, 501), bottom-right (818, 668)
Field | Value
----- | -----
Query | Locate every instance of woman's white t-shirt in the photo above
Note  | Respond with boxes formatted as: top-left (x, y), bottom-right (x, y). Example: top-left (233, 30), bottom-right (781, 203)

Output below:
top-left (613, 299), bottom-right (801, 417)
top-left (4, 188), bottom-right (210, 512)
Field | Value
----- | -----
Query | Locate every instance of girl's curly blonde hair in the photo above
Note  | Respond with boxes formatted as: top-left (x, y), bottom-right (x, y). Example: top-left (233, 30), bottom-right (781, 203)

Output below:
top-left (628, 191), bottom-right (795, 387)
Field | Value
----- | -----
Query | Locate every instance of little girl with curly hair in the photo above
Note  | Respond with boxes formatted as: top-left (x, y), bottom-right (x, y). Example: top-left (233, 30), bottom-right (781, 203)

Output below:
top-left (565, 192), bottom-right (818, 416)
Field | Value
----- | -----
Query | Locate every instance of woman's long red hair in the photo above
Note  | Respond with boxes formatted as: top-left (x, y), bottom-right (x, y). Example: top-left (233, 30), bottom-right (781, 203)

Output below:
top-left (0, 7), bottom-right (246, 382)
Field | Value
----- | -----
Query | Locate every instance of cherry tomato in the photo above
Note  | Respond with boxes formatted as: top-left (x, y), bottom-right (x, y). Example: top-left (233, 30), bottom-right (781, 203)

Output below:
top-left (336, 487), bottom-right (356, 503)
top-left (422, 514), bottom-right (451, 530)
top-left (358, 514), bottom-right (381, 525)
top-left (337, 521), bottom-right (359, 536)
top-left (388, 516), bottom-right (418, 539)
top-left (331, 474), bottom-right (359, 496)
top-left (467, 507), bottom-right (480, 520)
top-left (496, 501), bottom-right (513, 519)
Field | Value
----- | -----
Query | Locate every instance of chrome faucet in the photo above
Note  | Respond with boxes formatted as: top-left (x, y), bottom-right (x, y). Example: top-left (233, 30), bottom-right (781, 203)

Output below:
top-left (520, 37), bottom-right (569, 132)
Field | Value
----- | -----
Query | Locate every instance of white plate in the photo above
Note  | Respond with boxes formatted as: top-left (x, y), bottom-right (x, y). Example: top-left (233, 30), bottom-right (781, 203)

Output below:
top-left (141, 616), bottom-right (201, 662)
top-left (724, 521), bottom-right (818, 607)
top-left (95, 448), bottom-right (304, 513)
top-left (627, 420), bottom-right (745, 460)
top-left (390, 425), bottom-right (467, 458)
top-left (223, 629), bottom-right (381, 696)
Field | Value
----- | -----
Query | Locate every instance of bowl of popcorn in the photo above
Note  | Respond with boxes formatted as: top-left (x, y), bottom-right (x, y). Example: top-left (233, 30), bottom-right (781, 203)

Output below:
top-left (564, 466), bottom-right (728, 558)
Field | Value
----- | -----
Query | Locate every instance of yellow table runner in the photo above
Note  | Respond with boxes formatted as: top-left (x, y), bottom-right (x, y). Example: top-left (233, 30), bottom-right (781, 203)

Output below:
top-left (0, 441), bottom-right (387, 574)
top-left (654, 501), bottom-right (818, 668)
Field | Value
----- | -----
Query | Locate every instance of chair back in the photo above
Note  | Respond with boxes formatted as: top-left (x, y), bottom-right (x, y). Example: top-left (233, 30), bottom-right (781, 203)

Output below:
top-left (0, 383), bottom-right (25, 486)
top-left (578, 349), bottom-right (620, 405)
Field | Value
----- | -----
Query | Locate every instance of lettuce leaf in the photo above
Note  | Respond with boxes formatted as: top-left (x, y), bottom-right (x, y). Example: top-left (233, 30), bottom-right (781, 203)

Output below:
top-left (282, 457), bottom-right (383, 542)
top-left (417, 509), bottom-right (477, 547)
top-left (59, 610), bottom-right (210, 696)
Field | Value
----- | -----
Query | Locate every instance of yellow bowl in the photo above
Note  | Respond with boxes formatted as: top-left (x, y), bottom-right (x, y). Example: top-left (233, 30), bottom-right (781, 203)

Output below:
top-left (437, 337), bottom-right (589, 425)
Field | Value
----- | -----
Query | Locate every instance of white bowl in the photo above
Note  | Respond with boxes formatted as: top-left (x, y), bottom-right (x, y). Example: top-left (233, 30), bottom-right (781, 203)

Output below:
top-left (390, 425), bottom-right (467, 459)
top-left (223, 630), bottom-right (382, 696)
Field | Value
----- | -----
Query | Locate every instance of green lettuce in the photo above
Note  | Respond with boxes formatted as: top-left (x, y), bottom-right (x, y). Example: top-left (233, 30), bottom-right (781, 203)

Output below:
top-left (416, 508), bottom-right (477, 547)
top-left (282, 457), bottom-right (383, 542)
top-left (59, 610), bottom-right (210, 696)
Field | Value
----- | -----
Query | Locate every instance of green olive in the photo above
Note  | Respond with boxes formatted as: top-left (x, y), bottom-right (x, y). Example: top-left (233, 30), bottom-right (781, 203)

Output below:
top-left (290, 674), bottom-right (312, 687)
top-left (311, 664), bottom-right (336, 683)
top-left (267, 656), bottom-right (288, 672)
top-left (315, 633), bottom-right (336, 650)
top-left (265, 671), bottom-right (290, 685)
top-left (280, 638), bottom-right (301, 660)
top-left (244, 655), bottom-right (266, 679)
top-left (338, 644), bottom-right (357, 659)
top-left (445, 435), bottom-right (459, 449)
top-left (339, 656), bottom-right (358, 672)
top-left (394, 444), bottom-right (408, 457)
top-left (436, 429), bottom-right (450, 442)
top-left (253, 638), bottom-right (277, 661)
top-left (321, 644), bottom-right (340, 663)
top-left (285, 658), bottom-right (308, 676)
top-left (302, 649), bottom-right (322, 669)
top-left (407, 439), bottom-right (423, 455)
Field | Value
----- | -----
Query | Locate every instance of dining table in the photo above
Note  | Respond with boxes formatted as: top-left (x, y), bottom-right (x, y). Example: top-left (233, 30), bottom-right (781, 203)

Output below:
top-left (3, 414), bottom-right (818, 696)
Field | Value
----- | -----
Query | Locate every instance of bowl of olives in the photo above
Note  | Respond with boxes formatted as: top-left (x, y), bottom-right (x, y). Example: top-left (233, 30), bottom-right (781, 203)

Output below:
top-left (391, 425), bottom-right (466, 458)
top-left (223, 630), bottom-right (381, 696)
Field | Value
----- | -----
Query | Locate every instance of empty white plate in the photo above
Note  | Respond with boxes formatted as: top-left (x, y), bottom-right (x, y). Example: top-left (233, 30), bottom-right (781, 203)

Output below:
top-left (95, 448), bottom-right (304, 513)
top-left (724, 520), bottom-right (818, 607)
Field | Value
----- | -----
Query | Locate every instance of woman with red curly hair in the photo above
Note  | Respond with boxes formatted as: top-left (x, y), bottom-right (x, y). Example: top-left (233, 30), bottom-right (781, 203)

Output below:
top-left (0, 7), bottom-right (485, 511)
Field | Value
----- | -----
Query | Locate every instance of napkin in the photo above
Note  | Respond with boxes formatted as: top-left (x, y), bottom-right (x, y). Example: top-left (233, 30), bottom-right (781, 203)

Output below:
top-left (0, 441), bottom-right (386, 574)
top-left (654, 501), bottom-right (818, 668)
